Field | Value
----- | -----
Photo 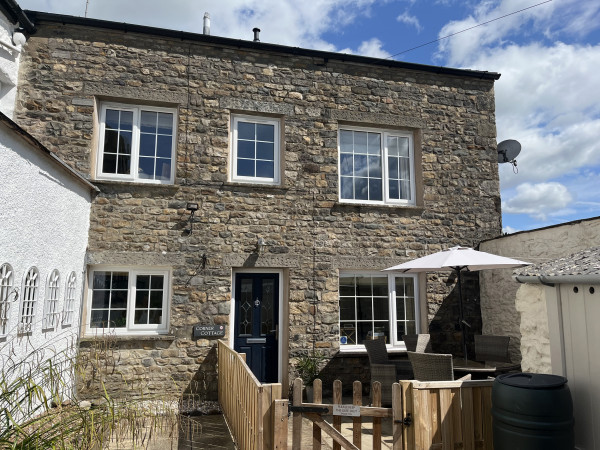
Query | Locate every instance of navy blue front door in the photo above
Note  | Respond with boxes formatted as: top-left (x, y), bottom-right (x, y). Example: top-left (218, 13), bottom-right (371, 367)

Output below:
top-left (233, 273), bottom-right (279, 383)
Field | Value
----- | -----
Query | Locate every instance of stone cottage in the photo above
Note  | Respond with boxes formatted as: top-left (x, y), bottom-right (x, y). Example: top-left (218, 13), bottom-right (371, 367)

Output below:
top-left (13, 10), bottom-right (502, 400)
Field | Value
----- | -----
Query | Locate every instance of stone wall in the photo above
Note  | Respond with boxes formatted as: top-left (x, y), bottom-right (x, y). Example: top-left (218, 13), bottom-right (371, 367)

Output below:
top-left (479, 217), bottom-right (600, 368)
top-left (15, 19), bottom-right (502, 400)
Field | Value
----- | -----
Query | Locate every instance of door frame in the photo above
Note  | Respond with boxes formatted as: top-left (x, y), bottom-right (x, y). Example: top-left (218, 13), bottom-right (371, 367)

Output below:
top-left (230, 268), bottom-right (284, 383)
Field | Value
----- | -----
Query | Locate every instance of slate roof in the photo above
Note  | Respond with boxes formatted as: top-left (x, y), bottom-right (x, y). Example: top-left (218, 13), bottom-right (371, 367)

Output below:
top-left (23, 11), bottom-right (501, 81)
top-left (515, 247), bottom-right (600, 278)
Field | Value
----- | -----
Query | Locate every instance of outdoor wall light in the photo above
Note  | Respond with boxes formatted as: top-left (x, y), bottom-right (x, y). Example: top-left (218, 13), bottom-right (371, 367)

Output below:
top-left (256, 237), bottom-right (267, 254)
top-left (186, 202), bottom-right (199, 235)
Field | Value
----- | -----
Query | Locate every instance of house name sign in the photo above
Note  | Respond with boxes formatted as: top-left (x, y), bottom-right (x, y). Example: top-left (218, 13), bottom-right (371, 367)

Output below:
top-left (193, 324), bottom-right (226, 338)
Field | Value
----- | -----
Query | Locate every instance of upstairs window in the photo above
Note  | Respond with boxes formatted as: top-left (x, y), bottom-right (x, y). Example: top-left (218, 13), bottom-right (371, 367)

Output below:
top-left (339, 127), bottom-right (415, 205)
top-left (87, 267), bottom-right (170, 335)
top-left (231, 115), bottom-right (280, 185)
top-left (62, 271), bottom-right (77, 327)
top-left (0, 263), bottom-right (13, 336)
top-left (20, 267), bottom-right (39, 333)
top-left (96, 103), bottom-right (177, 184)
top-left (43, 269), bottom-right (61, 330)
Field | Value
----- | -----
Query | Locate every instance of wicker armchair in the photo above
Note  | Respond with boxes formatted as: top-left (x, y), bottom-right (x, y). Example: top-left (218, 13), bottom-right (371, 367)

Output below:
top-left (474, 335), bottom-right (520, 373)
top-left (407, 351), bottom-right (456, 381)
top-left (364, 338), bottom-right (412, 405)
top-left (402, 334), bottom-right (432, 353)
top-left (474, 335), bottom-right (511, 362)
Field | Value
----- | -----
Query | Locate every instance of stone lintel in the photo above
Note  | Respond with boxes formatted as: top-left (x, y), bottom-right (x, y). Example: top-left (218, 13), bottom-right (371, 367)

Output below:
top-left (222, 253), bottom-right (301, 268)
top-left (84, 82), bottom-right (187, 105)
top-left (329, 109), bottom-right (426, 129)
top-left (332, 256), bottom-right (403, 271)
top-left (219, 97), bottom-right (294, 116)
top-left (86, 251), bottom-right (183, 267)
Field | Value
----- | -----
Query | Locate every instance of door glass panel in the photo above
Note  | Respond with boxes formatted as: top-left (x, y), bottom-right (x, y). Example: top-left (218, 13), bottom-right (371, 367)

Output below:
top-left (261, 278), bottom-right (274, 336)
top-left (240, 279), bottom-right (253, 336)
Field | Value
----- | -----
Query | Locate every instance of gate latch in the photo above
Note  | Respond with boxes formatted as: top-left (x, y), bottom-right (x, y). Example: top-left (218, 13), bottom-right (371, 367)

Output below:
top-left (394, 413), bottom-right (412, 427)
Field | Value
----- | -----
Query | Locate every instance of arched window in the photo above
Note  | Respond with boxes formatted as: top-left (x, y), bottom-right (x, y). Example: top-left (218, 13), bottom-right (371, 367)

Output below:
top-left (43, 269), bottom-right (60, 329)
top-left (62, 272), bottom-right (77, 326)
top-left (0, 263), bottom-right (14, 336)
top-left (20, 267), bottom-right (39, 332)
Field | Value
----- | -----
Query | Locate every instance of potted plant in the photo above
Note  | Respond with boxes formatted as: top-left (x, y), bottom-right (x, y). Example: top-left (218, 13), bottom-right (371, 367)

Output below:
top-left (295, 351), bottom-right (326, 402)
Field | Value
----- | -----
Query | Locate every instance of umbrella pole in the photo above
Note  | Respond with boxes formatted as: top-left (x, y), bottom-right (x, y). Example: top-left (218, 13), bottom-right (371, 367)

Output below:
top-left (456, 269), bottom-right (468, 361)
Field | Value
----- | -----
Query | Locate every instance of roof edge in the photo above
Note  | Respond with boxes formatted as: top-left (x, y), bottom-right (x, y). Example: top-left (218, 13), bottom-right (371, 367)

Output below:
top-left (482, 215), bottom-right (600, 243)
top-left (24, 10), bottom-right (500, 81)
top-left (0, 111), bottom-right (98, 193)
top-left (0, 0), bottom-right (36, 33)
top-left (514, 275), bottom-right (600, 285)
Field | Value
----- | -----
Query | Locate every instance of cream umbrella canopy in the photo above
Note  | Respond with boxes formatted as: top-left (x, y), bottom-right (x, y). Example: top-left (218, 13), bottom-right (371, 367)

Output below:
top-left (384, 246), bottom-right (530, 359)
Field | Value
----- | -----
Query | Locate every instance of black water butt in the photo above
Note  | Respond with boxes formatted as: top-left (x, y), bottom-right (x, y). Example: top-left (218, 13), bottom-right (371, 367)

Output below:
top-left (492, 373), bottom-right (574, 450)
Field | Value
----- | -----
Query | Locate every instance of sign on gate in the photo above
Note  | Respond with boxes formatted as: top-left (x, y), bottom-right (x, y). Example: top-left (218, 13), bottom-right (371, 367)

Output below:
top-left (333, 404), bottom-right (360, 417)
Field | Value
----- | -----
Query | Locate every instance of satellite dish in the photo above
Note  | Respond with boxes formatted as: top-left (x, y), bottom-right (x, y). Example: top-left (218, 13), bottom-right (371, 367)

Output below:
top-left (497, 139), bottom-right (521, 164)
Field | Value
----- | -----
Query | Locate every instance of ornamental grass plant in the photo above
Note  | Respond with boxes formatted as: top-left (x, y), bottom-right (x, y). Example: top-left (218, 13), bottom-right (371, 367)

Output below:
top-left (0, 328), bottom-right (181, 449)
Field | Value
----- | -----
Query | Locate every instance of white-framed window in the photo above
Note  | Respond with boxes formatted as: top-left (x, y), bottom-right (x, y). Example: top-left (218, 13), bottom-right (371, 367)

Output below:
top-left (43, 269), bottom-right (61, 330)
top-left (62, 271), bottom-right (77, 326)
top-left (230, 115), bottom-right (280, 184)
top-left (0, 263), bottom-right (14, 336)
top-left (86, 267), bottom-right (170, 335)
top-left (19, 267), bottom-right (39, 332)
top-left (338, 127), bottom-right (415, 205)
top-left (338, 271), bottom-right (418, 349)
top-left (96, 103), bottom-right (177, 184)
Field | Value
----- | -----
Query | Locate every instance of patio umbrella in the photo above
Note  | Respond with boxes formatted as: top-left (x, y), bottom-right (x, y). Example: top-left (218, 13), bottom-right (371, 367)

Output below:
top-left (384, 246), bottom-right (530, 360)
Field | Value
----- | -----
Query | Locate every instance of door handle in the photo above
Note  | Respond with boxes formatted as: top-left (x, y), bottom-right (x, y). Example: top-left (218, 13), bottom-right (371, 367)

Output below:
top-left (269, 325), bottom-right (279, 341)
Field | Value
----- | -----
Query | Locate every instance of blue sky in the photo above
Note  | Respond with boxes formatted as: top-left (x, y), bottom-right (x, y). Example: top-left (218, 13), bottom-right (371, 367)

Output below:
top-left (18, 0), bottom-right (600, 234)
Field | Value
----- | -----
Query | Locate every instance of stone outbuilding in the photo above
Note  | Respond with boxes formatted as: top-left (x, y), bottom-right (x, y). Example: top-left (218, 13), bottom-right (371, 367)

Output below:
top-left (479, 216), bottom-right (600, 366)
top-left (13, 10), bottom-right (503, 400)
top-left (514, 246), bottom-right (600, 450)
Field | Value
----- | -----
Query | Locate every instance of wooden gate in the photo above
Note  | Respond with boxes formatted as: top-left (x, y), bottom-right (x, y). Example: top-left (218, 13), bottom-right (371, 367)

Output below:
top-left (401, 379), bottom-right (495, 450)
top-left (285, 378), bottom-right (495, 450)
top-left (288, 378), bottom-right (402, 449)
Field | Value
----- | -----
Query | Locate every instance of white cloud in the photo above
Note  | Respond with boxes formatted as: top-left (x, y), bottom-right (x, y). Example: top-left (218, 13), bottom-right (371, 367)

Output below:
top-left (502, 225), bottom-right (520, 235)
top-left (397, 11), bottom-right (422, 33)
top-left (502, 182), bottom-right (573, 220)
top-left (355, 38), bottom-right (391, 58)
top-left (483, 41), bottom-right (600, 190)
top-left (18, 0), bottom-right (381, 52)
top-left (432, 0), bottom-right (600, 230)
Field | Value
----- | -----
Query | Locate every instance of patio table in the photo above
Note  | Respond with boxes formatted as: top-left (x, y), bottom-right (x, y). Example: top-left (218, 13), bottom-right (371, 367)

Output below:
top-left (453, 358), bottom-right (520, 379)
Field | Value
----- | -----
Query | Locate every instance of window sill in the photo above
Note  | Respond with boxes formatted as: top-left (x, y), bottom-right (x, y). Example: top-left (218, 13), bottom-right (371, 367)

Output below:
top-left (223, 181), bottom-right (288, 192)
top-left (336, 201), bottom-right (423, 211)
top-left (92, 180), bottom-right (180, 193)
top-left (337, 346), bottom-right (407, 356)
top-left (80, 334), bottom-right (176, 344)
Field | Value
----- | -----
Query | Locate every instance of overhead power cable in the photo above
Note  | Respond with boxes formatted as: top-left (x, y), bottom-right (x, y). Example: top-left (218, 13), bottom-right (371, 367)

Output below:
top-left (387, 0), bottom-right (552, 59)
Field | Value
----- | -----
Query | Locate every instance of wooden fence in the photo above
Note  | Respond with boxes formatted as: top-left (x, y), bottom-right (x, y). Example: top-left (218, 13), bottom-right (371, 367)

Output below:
top-left (217, 340), bottom-right (283, 450)
top-left (216, 341), bottom-right (495, 449)
top-left (401, 379), bottom-right (495, 450)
